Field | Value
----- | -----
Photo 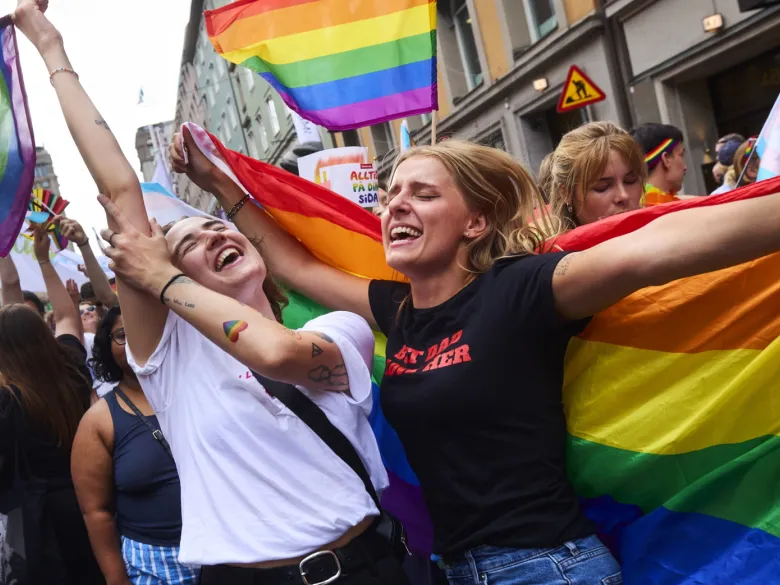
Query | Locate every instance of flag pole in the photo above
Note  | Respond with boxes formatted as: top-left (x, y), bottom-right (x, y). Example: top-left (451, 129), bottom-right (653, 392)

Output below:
top-left (92, 226), bottom-right (107, 254)
top-left (430, 112), bottom-right (437, 145)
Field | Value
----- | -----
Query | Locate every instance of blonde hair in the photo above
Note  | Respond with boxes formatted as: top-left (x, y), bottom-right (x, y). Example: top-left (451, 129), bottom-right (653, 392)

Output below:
top-left (732, 139), bottom-right (758, 184)
top-left (537, 152), bottom-right (554, 201)
top-left (389, 140), bottom-right (558, 275)
top-left (549, 122), bottom-right (646, 229)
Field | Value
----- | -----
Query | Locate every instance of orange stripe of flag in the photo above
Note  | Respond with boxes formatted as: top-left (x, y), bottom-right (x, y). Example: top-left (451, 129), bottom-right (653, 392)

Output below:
top-left (209, 0), bottom-right (433, 51)
top-left (582, 252), bottom-right (780, 352)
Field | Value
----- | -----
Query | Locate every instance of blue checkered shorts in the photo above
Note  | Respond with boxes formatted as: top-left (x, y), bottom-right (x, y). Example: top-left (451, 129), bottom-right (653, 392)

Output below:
top-left (122, 536), bottom-right (200, 585)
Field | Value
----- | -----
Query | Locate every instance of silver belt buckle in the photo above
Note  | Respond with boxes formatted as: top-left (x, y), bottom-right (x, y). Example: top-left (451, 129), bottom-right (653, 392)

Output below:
top-left (299, 550), bottom-right (342, 585)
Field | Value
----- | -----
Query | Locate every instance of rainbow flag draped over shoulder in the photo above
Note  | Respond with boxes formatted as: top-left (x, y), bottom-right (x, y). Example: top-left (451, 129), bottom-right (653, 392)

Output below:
top-left (204, 0), bottom-right (438, 131)
top-left (183, 122), bottom-right (780, 582)
top-left (0, 18), bottom-right (35, 257)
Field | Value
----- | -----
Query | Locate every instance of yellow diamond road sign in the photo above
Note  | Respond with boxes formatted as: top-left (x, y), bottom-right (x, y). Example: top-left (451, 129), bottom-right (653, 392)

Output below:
top-left (557, 66), bottom-right (606, 113)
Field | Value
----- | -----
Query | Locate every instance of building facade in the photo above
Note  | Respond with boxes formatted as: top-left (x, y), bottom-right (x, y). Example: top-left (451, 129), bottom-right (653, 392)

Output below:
top-left (33, 146), bottom-right (61, 197)
top-left (335, 0), bottom-right (779, 196)
top-left (135, 121), bottom-right (175, 183)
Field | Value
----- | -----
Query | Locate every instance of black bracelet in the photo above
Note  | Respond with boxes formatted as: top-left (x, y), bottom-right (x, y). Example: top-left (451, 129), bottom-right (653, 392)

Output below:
top-left (159, 273), bottom-right (186, 305)
top-left (226, 194), bottom-right (251, 221)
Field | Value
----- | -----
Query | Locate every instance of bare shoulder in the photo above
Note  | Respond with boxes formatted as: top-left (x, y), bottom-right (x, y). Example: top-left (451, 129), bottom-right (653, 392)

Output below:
top-left (79, 396), bottom-right (115, 449)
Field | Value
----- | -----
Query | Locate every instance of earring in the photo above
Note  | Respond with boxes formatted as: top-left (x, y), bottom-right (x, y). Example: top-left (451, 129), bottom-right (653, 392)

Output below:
top-left (566, 203), bottom-right (573, 214)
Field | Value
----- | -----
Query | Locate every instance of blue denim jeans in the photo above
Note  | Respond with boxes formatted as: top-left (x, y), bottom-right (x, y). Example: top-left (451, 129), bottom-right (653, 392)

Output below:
top-left (443, 535), bottom-right (622, 585)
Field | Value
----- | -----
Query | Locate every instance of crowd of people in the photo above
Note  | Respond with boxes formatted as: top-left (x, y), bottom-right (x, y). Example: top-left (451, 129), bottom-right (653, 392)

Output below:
top-left (1, 2), bottom-right (778, 585)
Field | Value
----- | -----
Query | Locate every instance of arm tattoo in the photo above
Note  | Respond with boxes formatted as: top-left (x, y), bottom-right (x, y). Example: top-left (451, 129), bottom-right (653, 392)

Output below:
top-left (311, 343), bottom-right (323, 358)
top-left (95, 119), bottom-right (110, 130)
top-left (307, 363), bottom-right (348, 388)
top-left (311, 331), bottom-right (334, 343)
top-left (554, 254), bottom-right (574, 277)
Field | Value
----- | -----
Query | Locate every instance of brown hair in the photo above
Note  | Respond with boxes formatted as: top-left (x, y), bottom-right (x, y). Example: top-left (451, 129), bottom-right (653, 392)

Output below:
top-left (0, 305), bottom-right (90, 448)
top-left (549, 122), bottom-right (646, 229)
top-left (389, 140), bottom-right (557, 275)
top-left (163, 217), bottom-right (288, 323)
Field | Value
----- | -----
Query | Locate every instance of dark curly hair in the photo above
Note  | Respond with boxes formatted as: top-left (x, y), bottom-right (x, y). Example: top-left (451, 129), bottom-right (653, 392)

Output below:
top-left (89, 304), bottom-right (124, 383)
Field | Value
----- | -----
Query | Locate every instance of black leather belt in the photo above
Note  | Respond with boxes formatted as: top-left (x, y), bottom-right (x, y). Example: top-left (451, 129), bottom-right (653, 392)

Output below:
top-left (200, 529), bottom-right (391, 585)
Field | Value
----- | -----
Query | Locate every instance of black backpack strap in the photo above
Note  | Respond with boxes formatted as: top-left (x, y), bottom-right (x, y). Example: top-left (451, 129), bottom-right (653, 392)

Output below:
top-left (113, 386), bottom-right (174, 461)
top-left (252, 372), bottom-right (380, 508)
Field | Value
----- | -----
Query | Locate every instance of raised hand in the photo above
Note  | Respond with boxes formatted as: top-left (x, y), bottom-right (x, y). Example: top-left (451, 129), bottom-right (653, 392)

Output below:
top-left (65, 278), bottom-right (80, 306)
top-left (55, 215), bottom-right (88, 246)
top-left (169, 127), bottom-right (230, 193)
top-left (98, 195), bottom-right (178, 295)
top-left (32, 221), bottom-right (52, 263)
top-left (12, 0), bottom-right (62, 54)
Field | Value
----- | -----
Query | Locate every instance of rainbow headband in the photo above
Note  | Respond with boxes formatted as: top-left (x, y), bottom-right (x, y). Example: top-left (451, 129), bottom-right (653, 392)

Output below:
top-left (644, 138), bottom-right (679, 170)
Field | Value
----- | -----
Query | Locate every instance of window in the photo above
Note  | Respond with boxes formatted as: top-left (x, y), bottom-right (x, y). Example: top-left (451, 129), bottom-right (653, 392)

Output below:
top-left (206, 80), bottom-right (215, 107)
top-left (217, 57), bottom-right (226, 79)
top-left (371, 122), bottom-right (394, 157)
top-left (210, 63), bottom-right (218, 88)
top-left (247, 131), bottom-right (260, 159)
top-left (267, 97), bottom-right (280, 135)
top-left (222, 113), bottom-right (232, 142)
top-left (42, 180), bottom-right (50, 187)
top-left (284, 103), bottom-right (292, 118)
top-left (524, 0), bottom-right (557, 41)
top-left (241, 66), bottom-right (255, 91)
top-left (342, 130), bottom-right (361, 147)
top-left (255, 113), bottom-right (270, 150)
top-left (452, 0), bottom-right (483, 90)
top-left (227, 99), bottom-right (238, 129)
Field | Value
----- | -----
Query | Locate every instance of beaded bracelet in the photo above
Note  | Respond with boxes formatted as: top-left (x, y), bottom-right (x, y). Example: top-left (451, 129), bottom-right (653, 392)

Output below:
top-left (49, 67), bottom-right (79, 86)
top-left (226, 194), bottom-right (251, 221)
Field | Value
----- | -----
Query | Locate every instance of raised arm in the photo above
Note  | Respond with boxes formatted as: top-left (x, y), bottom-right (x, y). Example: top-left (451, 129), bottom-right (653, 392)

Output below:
top-left (12, 0), bottom-right (165, 362)
top-left (170, 129), bottom-right (375, 326)
top-left (552, 191), bottom-right (780, 320)
top-left (101, 198), bottom-right (360, 393)
top-left (32, 223), bottom-right (82, 340)
top-left (72, 403), bottom-right (131, 585)
top-left (0, 256), bottom-right (24, 306)
top-left (57, 216), bottom-right (117, 307)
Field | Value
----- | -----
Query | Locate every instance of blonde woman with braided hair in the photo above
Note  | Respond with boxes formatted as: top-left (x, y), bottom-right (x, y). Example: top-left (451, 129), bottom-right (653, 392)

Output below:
top-left (549, 121), bottom-right (646, 229)
top-left (167, 116), bottom-right (780, 584)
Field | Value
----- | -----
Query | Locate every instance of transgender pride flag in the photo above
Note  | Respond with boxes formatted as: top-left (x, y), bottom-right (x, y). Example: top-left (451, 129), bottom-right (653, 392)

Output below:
top-left (755, 93), bottom-right (780, 182)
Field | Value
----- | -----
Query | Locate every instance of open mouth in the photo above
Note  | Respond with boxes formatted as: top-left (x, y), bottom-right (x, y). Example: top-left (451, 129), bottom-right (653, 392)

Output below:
top-left (389, 226), bottom-right (423, 246)
top-left (214, 247), bottom-right (244, 272)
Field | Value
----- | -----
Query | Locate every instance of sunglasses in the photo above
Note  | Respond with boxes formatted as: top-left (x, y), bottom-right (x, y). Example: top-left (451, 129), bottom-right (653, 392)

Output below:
top-left (110, 328), bottom-right (127, 346)
top-left (80, 305), bottom-right (97, 316)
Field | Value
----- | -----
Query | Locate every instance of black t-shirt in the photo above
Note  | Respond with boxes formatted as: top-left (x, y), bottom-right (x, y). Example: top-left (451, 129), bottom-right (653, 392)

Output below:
top-left (369, 252), bottom-right (594, 555)
top-left (0, 334), bottom-right (93, 481)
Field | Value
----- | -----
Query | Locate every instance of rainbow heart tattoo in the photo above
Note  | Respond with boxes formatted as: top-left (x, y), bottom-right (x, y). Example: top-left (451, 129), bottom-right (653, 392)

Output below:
top-left (223, 320), bottom-right (248, 342)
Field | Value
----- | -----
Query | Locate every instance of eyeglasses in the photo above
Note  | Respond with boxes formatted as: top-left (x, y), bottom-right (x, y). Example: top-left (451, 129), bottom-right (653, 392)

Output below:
top-left (80, 305), bottom-right (97, 316)
top-left (110, 329), bottom-right (127, 345)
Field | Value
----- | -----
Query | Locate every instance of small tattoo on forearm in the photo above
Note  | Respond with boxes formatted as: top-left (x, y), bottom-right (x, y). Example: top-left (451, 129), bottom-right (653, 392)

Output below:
top-left (185, 301), bottom-right (195, 309)
top-left (173, 298), bottom-right (183, 307)
top-left (95, 119), bottom-right (110, 130)
top-left (312, 332), bottom-right (334, 343)
top-left (223, 320), bottom-right (248, 342)
top-left (311, 343), bottom-right (323, 358)
top-left (554, 254), bottom-right (574, 277)
top-left (307, 363), bottom-right (348, 387)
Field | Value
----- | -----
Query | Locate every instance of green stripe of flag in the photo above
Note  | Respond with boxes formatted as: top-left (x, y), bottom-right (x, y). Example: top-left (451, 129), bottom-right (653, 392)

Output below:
top-left (568, 434), bottom-right (780, 538)
top-left (241, 31), bottom-right (436, 89)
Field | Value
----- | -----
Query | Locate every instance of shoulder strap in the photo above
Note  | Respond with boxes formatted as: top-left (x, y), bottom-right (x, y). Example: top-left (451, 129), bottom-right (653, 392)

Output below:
top-left (252, 372), bottom-right (380, 508)
top-left (113, 386), bottom-right (174, 461)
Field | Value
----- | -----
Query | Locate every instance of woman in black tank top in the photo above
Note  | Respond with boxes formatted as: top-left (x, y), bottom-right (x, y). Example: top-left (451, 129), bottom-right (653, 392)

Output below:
top-left (71, 306), bottom-right (197, 585)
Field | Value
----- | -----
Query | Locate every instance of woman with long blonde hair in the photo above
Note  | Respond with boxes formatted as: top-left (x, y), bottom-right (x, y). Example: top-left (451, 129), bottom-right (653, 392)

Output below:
top-left (548, 121), bottom-right (646, 229)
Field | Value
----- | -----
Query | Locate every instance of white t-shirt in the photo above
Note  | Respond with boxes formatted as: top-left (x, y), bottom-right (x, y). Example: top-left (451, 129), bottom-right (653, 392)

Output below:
top-left (127, 310), bottom-right (388, 566)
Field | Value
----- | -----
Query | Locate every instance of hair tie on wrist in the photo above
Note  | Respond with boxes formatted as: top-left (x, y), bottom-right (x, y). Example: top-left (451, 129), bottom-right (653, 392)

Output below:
top-left (226, 194), bottom-right (251, 221)
top-left (49, 67), bottom-right (79, 85)
top-left (159, 273), bottom-right (187, 305)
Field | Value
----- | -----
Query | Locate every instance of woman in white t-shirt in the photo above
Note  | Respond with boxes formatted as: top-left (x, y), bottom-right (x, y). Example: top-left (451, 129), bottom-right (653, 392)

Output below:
top-left (13, 3), bottom-right (408, 584)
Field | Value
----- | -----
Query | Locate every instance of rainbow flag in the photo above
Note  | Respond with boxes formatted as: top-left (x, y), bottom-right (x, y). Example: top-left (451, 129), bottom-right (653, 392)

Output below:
top-left (183, 122), bottom-right (780, 581)
top-left (0, 18), bottom-right (35, 257)
top-left (204, 0), bottom-right (438, 131)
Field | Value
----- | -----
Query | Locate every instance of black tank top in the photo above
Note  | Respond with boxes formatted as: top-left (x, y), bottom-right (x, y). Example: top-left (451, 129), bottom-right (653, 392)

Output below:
top-left (105, 389), bottom-right (183, 546)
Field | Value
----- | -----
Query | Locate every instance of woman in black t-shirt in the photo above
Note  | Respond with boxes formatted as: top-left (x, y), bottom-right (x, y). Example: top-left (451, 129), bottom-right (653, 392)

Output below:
top-left (0, 226), bottom-right (103, 584)
top-left (169, 129), bottom-right (780, 585)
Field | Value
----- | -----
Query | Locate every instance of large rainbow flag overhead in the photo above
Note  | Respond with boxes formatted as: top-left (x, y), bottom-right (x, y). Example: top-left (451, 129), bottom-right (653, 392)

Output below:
top-left (0, 18), bottom-right (35, 257)
top-left (183, 123), bottom-right (780, 583)
top-left (204, 0), bottom-right (438, 131)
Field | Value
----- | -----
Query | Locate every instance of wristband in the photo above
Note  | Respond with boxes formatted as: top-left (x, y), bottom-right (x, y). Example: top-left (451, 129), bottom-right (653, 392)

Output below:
top-left (226, 194), bottom-right (251, 221)
top-left (77, 238), bottom-right (89, 247)
top-left (159, 273), bottom-right (187, 305)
